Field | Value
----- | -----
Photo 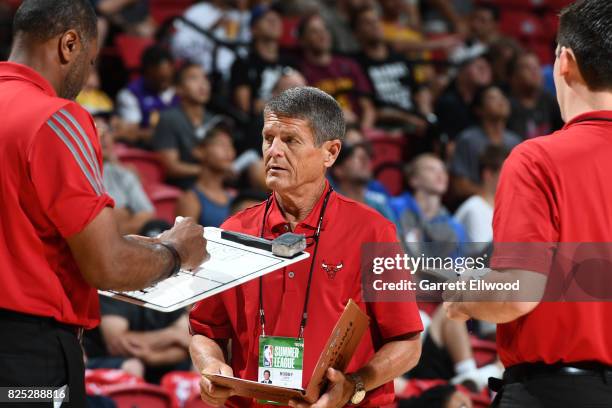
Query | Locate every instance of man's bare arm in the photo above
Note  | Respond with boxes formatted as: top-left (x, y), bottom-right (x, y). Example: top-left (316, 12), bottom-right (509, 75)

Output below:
top-left (355, 333), bottom-right (422, 392)
top-left (67, 208), bottom-right (206, 291)
top-left (445, 269), bottom-right (547, 323)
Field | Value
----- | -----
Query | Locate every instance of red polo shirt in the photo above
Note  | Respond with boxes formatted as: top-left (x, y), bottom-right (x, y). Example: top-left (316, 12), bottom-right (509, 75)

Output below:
top-left (0, 62), bottom-right (114, 329)
top-left (190, 183), bottom-right (423, 407)
top-left (491, 111), bottom-right (612, 367)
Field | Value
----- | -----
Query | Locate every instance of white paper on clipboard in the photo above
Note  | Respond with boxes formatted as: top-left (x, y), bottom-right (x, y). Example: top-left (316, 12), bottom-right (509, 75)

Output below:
top-left (99, 227), bottom-right (310, 312)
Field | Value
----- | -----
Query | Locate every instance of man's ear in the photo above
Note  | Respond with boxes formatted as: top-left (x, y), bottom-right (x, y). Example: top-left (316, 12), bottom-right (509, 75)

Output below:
top-left (558, 47), bottom-right (582, 87)
top-left (58, 30), bottom-right (81, 65)
top-left (322, 139), bottom-right (342, 169)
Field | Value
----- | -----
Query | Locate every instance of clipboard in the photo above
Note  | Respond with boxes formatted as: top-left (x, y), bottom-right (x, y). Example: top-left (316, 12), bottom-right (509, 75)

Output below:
top-left (99, 227), bottom-right (310, 312)
top-left (204, 299), bottom-right (370, 405)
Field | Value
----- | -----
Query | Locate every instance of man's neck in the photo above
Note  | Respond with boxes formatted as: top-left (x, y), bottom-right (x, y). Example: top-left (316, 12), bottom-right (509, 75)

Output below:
top-left (181, 100), bottom-right (205, 125)
top-left (481, 119), bottom-right (506, 143)
top-left (338, 181), bottom-right (367, 203)
top-left (9, 42), bottom-right (62, 96)
top-left (275, 180), bottom-right (327, 229)
top-left (562, 87), bottom-right (612, 123)
top-left (414, 190), bottom-right (441, 220)
top-left (305, 49), bottom-right (332, 66)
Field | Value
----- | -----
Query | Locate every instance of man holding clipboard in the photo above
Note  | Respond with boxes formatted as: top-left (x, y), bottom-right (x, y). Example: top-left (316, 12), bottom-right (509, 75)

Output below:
top-left (189, 87), bottom-right (423, 408)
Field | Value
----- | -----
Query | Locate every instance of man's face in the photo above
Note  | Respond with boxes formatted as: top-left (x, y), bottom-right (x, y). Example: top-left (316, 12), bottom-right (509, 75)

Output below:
top-left (178, 66), bottom-right (210, 105)
top-left (514, 54), bottom-right (542, 90)
top-left (62, 36), bottom-right (98, 100)
top-left (464, 57), bottom-right (492, 87)
top-left (337, 146), bottom-right (372, 185)
top-left (253, 10), bottom-right (283, 41)
top-left (145, 60), bottom-right (175, 93)
top-left (264, 372), bottom-right (270, 380)
top-left (471, 8), bottom-right (497, 40)
top-left (410, 156), bottom-right (448, 196)
top-left (199, 132), bottom-right (236, 173)
top-left (355, 10), bottom-right (384, 44)
top-left (479, 87), bottom-right (510, 121)
top-left (301, 16), bottom-right (331, 55)
top-left (262, 112), bottom-right (328, 194)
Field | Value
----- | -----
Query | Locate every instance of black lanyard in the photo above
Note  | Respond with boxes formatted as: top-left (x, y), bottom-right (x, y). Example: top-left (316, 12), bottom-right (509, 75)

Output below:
top-left (258, 186), bottom-right (333, 339)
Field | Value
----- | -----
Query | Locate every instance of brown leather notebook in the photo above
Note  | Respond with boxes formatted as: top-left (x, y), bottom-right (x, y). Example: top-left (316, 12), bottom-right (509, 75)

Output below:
top-left (204, 299), bottom-right (370, 405)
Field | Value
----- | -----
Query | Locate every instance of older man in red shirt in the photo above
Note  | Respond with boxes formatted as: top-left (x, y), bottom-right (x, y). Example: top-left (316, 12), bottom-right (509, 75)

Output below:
top-left (190, 87), bottom-right (423, 408)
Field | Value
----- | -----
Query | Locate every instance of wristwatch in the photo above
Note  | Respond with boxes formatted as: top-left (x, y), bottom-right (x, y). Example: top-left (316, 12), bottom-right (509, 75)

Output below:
top-left (347, 373), bottom-right (366, 405)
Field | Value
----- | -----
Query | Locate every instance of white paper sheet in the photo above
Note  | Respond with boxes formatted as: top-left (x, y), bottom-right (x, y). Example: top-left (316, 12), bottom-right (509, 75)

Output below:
top-left (99, 227), bottom-right (310, 312)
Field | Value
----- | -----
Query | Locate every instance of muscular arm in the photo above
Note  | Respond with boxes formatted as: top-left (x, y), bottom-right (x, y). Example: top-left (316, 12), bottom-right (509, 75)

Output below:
top-left (68, 208), bottom-right (200, 291)
top-left (445, 269), bottom-right (546, 323)
top-left (114, 208), bottom-right (154, 235)
top-left (355, 333), bottom-right (421, 392)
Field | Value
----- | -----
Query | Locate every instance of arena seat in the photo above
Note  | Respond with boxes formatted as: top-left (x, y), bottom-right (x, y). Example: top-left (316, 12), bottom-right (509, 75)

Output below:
top-left (115, 144), bottom-right (165, 185)
top-left (500, 11), bottom-right (547, 41)
top-left (145, 183), bottom-right (182, 224)
top-left (115, 34), bottom-right (155, 73)
top-left (160, 371), bottom-right (206, 408)
top-left (366, 130), bottom-right (406, 196)
top-left (149, 0), bottom-right (194, 25)
top-left (103, 384), bottom-right (173, 408)
top-left (470, 336), bottom-right (498, 367)
top-left (85, 369), bottom-right (144, 396)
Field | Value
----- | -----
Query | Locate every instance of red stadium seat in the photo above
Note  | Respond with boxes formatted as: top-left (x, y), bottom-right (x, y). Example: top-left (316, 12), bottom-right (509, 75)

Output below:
top-left (500, 11), bottom-right (547, 41)
top-left (115, 144), bottom-right (164, 185)
top-left (149, 0), bottom-right (194, 25)
top-left (115, 35), bottom-right (155, 73)
top-left (279, 16), bottom-right (301, 49)
top-left (146, 183), bottom-right (182, 224)
top-left (104, 384), bottom-right (173, 408)
top-left (85, 369), bottom-right (145, 396)
top-left (365, 130), bottom-right (406, 196)
top-left (470, 336), bottom-right (498, 368)
top-left (160, 371), bottom-right (209, 408)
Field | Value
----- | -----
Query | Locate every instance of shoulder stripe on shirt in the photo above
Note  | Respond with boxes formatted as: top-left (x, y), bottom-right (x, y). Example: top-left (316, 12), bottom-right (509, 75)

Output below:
top-left (50, 113), bottom-right (105, 194)
top-left (57, 109), bottom-right (105, 190)
top-left (46, 119), bottom-right (102, 196)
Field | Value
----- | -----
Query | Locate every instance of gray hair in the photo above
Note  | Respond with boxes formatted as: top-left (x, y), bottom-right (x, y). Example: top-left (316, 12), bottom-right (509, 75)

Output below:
top-left (263, 86), bottom-right (346, 145)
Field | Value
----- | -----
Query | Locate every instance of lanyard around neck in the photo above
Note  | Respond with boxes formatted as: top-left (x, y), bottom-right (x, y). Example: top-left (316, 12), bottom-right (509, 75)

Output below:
top-left (258, 186), bottom-right (333, 339)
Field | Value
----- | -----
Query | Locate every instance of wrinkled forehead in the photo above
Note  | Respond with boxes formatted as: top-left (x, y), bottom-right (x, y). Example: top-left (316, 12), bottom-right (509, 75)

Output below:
top-left (263, 112), bottom-right (314, 138)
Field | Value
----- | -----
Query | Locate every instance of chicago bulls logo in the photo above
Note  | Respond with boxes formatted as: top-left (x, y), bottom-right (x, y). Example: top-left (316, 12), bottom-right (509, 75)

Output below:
top-left (321, 261), bottom-right (343, 279)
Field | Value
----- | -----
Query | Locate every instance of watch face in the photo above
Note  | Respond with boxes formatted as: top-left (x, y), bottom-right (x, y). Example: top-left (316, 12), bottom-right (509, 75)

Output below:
top-left (351, 390), bottom-right (366, 404)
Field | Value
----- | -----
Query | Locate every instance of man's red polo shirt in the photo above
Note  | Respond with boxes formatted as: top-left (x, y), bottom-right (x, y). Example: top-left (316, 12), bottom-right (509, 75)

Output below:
top-left (0, 62), bottom-right (113, 328)
top-left (491, 111), bottom-right (612, 367)
top-left (190, 183), bottom-right (423, 407)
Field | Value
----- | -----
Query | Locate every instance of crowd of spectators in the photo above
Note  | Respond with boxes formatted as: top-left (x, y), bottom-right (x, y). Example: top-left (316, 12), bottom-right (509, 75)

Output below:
top-left (1, 0), bottom-right (572, 406)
